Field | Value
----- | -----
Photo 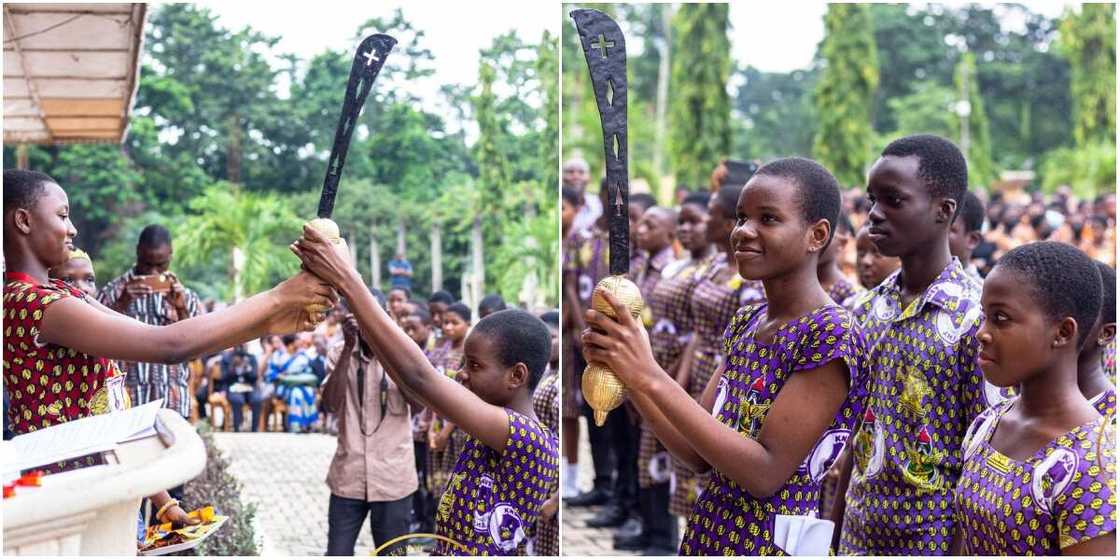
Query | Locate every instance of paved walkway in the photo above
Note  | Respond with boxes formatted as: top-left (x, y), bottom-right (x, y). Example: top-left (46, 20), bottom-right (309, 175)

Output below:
top-left (560, 417), bottom-right (639, 557)
top-left (212, 431), bottom-right (376, 556)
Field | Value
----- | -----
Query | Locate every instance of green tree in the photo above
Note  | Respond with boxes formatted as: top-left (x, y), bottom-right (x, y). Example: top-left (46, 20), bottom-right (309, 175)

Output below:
top-left (813, 4), bottom-right (879, 187)
top-left (951, 52), bottom-right (995, 187)
top-left (536, 30), bottom-right (560, 196)
top-left (1058, 3), bottom-right (1115, 146)
top-left (173, 185), bottom-right (303, 302)
top-left (668, 4), bottom-right (732, 187)
top-left (732, 66), bottom-right (819, 161)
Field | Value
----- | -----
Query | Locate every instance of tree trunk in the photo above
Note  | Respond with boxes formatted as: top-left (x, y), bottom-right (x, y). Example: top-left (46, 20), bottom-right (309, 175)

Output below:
top-left (231, 246), bottom-right (245, 303)
top-left (397, 219), bottom-right (407, 256)
top-left (430, 222), bottom-right (443, 293)
top-left (370, 224), bottom-right (381, 290)
top-left (15, 144), bottom-right (28, 169)
top-left (652, 5), bottom-right (673, 202)
top-left (227, 113), bottom-right (242, 185)
top-left (471, 215), bottom-right (484, 311)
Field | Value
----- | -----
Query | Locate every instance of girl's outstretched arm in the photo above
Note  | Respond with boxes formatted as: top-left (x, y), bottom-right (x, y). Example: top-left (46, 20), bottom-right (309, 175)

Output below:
top-left (40, 272), bottom-right (335, 365)
top-left (292, 225), bottom-right (511, 452)
top-left (583, 290), bottom-right (849, 497)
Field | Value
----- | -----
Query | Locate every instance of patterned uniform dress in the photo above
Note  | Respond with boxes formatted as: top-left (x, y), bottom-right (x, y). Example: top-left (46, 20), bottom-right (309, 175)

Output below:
top-left (4, 274), bottom-right (131, 471)
top-left (434, 410), bottom-right (559, 556)
top-left (678, 303), bottom-right (867, 555)
top-left (1090, 388), bottom-right (1117, 419)
top-left (562, 227), bottom-right (608, 419)
top-left (530, 370), bottom-right (560, 556)
top-left (97, 269), bottom-right (201, 418)
top-left (955, 399), bottom-right (1116, 554)
top-left (428, 340), bottom-right (465, 496)
top-left (640, 255), bottom-right (712, 489)
top-left (840, 260), bottom-right (989, 555)
top-left (670, 254), bottom-right (767, 517)
top-left (827, 276), bottom-right (859, 307)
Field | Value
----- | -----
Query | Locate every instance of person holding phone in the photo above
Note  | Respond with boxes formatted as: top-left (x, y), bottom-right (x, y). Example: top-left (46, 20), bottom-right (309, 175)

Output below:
top-left (97, 224), bottom-right (202, 419)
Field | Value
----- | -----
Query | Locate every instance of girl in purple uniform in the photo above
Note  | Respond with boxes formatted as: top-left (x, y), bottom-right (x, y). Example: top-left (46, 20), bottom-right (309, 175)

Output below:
top-left (956, 241), bottom-right (1115, 555)
top-left (294, 229), bottom-right (558, 556)
top-left (583, 157), bottom-right (867, 555)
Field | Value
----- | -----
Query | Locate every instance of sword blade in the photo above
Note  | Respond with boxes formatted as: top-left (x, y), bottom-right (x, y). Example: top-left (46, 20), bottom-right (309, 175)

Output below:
top-left (318, 33), bottom-right (397, 219)
top-left (570, 9), bottom-right (629, 276)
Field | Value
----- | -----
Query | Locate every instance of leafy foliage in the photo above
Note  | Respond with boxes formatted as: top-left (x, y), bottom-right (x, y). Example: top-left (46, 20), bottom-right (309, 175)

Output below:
top-left (173, 185), bottom-right (303, 301)
top-left (667, 4), bottom-right (732, 187)
top-left (951, 52), bottom-right (994, 187)
top-left (812, 4), bottom-right (879, 187)
top-left (1057, 3), bottom-right (1115, 147)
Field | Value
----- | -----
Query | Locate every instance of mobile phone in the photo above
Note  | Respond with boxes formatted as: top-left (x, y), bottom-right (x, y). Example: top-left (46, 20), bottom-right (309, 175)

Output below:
top-left (136, 274), bottom-right (173, 293)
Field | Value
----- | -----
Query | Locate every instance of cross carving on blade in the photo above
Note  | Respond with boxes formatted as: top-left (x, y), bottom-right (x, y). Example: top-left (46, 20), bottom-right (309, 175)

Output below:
top-left (362, 50), bottom-right (380, 66)
top-left (591, 33), bottom-right (615, 59)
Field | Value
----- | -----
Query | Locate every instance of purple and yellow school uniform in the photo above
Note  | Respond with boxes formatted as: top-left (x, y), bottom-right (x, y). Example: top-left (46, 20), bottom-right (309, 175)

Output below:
top-left (840, 259), bottom-right (989, 555)
top-left (428, 341), bottom-right (465, 495)
top-left (671, 254), bottom-right (767, 517)
top-left (434, 409), bottom-right (558, 556)
top-left (827, 276), bottom-right (859, 308)
top-left (641, 254), bottom-right (716, 490)
top-left (1090, 387), bottom-right (1116, 418)
top-left (955, 399), bottom-right (1116, 554)
top-left (678, 303), bottom-right (867, 555)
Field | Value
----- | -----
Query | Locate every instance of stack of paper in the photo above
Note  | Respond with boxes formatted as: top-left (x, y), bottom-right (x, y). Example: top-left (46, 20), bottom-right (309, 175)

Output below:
top-left (4, 399), bottom-right (164, 476)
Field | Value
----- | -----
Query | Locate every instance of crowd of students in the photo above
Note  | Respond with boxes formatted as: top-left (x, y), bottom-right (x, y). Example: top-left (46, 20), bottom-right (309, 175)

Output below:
top-left (563, 133), bottom-right (1115, 556)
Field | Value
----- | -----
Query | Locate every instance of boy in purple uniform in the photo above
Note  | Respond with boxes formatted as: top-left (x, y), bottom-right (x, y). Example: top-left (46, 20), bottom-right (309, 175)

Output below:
top-left (1079, 262), bottom-right (1116, 417)
top-left (583, 158), bottom-right (867, 555)
top-left (293, 229), bottom-right (558, 556)
top-left (956, 242), bottom-right (1114, 555)
top-left (832, 135), bottom-right (989, 555)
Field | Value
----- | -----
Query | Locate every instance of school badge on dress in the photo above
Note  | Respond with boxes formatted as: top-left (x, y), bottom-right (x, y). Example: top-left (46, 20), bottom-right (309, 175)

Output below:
top-left (852, 407), bottom-right (884, 479)
top-left (901, 425), bottom-right (947, 491)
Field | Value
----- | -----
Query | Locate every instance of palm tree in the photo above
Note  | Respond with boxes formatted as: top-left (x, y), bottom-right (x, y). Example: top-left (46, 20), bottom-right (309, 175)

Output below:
top-left (174, 183), bottom-right (303, 302)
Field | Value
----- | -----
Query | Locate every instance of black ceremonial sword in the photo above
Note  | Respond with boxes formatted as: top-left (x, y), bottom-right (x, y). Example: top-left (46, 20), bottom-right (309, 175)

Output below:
top-left (572, 8), bottom-right (640, 427)
top-left (571, 9), bottom-right (629, 275)
top-left (317, 33), bottom-right (396, 220)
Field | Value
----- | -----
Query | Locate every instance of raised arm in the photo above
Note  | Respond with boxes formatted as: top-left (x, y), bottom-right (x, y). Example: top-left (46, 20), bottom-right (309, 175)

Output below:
top-left (583, 290), bottom-right (850, 497)
top-left (292, 225), bottom-right (510, 452)
top-left (40, 272), bottom-right (335, 365)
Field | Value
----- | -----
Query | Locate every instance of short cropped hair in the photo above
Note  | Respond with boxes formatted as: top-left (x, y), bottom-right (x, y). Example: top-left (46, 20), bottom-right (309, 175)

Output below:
top-left (138, 224), bottom-right (172, 249)
top-left (429, 290), bottom-right (454, 305)
top-left (446, 302), bottom-right (472, 323)
top-left (996, 241), bottom-right (1102, 347)
top-left (1096, 261), bottom-right (1115, 325)
top-left (881, 134), bottom-right (968, 214)
top-left (470, 309), bottom-right (551, 391)
top-left (3, 169), bottom-right (56, 213)
top-left (753, 157), bottom-right (842, 247)
top-left (955, 190), bottom-right (985, 233)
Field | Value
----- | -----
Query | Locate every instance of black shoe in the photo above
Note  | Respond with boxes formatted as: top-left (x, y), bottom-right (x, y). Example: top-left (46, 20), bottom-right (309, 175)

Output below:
top-left (586, 505), bottom-right (627, 528)
top-left (613, 517), bottom-right (643, 539)
top-left (613, 532), bottom-right (650, 551)
top-left (642, 544), bottom-right (678, 556)
top-left (566, 487), bottom-right (610, 507)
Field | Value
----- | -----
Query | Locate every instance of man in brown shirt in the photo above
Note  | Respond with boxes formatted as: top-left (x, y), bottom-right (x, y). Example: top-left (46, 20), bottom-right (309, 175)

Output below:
top-left (323, 307), bottom-right (418, 556)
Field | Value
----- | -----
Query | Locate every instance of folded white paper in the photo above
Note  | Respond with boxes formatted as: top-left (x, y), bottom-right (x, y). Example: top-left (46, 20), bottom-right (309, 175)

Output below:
top-left (775, 514), bottom-right (834, 556)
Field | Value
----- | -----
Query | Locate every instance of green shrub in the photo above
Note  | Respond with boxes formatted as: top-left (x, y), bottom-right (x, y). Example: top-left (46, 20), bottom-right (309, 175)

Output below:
top-left (1039, 141), bottom-right (1117, 198)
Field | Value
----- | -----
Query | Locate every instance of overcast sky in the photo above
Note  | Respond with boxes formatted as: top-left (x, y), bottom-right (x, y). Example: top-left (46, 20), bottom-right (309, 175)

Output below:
top-left (194, 0), bottom-right (556, 112)
top-left (730, 2), bottom-right (1077, 73)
